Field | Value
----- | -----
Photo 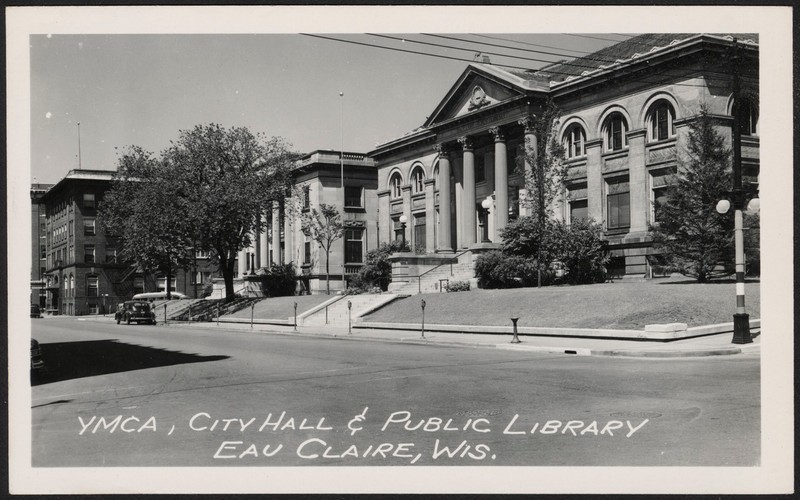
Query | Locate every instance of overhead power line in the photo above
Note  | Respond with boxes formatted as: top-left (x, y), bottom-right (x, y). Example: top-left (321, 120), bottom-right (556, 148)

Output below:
top-left (469, 33), bottom-right (595, 56)
top-left (302, 34), bottom-right (752, 91)
top-left (367, 33), bottom-right (602, 71)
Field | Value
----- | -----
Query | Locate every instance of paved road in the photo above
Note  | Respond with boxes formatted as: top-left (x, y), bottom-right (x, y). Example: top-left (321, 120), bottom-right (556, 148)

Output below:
top-left (31, 318), bottom-right (760, 467)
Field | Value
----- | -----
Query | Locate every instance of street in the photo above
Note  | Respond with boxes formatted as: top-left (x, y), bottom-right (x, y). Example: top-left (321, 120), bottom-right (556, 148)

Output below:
top-left (31, 317), bottom-right (760, 467)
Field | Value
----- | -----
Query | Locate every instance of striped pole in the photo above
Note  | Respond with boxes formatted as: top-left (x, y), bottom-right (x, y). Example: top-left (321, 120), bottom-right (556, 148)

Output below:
top-left (730, 39), bottom-right (751, 345)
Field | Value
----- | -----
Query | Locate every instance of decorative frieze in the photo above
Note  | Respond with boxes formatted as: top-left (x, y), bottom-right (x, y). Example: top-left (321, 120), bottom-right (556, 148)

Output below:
top-left (647, 145), bottom-right (676, 165)
top-left (603, 155), bottom-right (628, 174)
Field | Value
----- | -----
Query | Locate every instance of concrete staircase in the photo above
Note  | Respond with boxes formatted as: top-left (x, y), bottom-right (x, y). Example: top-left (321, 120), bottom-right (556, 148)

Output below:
top-left (391, 259), bottom-right (475, 295)
top-left (302, 293), bottom-right (399, 327)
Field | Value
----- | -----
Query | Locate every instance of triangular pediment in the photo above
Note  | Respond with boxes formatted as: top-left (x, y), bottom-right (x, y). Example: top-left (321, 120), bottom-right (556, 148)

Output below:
top-left (425, 65), bottom-right (531, 127)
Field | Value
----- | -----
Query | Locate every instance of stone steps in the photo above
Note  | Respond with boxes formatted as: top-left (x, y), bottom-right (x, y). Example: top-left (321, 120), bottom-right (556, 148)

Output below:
top-left (303, 294), bottom-right (398, 326)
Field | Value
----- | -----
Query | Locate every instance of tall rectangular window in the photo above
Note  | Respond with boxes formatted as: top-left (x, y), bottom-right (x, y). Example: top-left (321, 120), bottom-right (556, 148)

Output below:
top-left (83, 193), bottom-right (96, 210)
top-left (158, 277), bottom-right (177, 292)
top-left (105, 244), bottom-right (117, 263)
top-left (304, 240), bottom-right (311, 264)
top-left (413, 214), bottom-right (426, 251)
top-left (569, 199), bottom-right (589, 223)
top-left (87, 276), bottom-right (99, 297)
top-left (475, 154), bottom-right (485, 183)
top-left (344, 186), bottom-right (363, 208)
top-left (84, 218), bottom-right (96, 236)
top-left (344, 228), bottom-right (364, 263)
top-left (567, 183), bottom-right (589, 224)
top-left (606, 177), bottom-right (630, 230)
top-left (303, 186), bottom-right (310, 210)
top-left (84, 244), bottom-right (95, 263)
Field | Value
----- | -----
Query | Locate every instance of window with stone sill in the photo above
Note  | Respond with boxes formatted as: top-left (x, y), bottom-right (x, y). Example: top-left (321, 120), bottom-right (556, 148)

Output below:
top-left (603, 113), bottom-right (628, 152)
top-left (410, 167), bottom-right (426, 194)
top-left (389, 172), bottom-right (403, 199)
top-left (647, 101), bottom-right (676, 142)
top-left (564, 124), bottom-right (586, 159)
top-left (344, 186), bottom-right (363, 208)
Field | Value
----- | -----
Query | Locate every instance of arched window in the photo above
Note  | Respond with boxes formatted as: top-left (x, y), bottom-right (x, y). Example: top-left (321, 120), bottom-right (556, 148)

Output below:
top-left (736, 97), bottom-right (759, 136)
top-left (647, 101), bottom-right (676, 142)
top-left (563, 124), bottom-right (586, 159)
top-left (410, 166), bottom-right (426, 194)
top-left (432, 164), bottom-right (439, 190)
top-left (389, 172), bottom-right (403, 199)
top-left (603, 113), bottom-right (628, 152)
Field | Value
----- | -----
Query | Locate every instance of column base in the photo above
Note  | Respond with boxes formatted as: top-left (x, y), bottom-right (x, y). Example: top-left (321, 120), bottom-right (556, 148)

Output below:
top-left (732, 313), bottom-right (752, 344)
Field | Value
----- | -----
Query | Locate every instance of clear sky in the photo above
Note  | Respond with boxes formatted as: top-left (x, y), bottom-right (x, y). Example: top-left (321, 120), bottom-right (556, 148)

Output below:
top-left (30, 33), bottom-right (618, 183)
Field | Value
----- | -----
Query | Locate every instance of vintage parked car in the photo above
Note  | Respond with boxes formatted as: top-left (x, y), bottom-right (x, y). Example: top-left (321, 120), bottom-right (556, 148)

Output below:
top-left (30, 304), bottom-right (42, 318)
top-left (31, 338), bottom-right (45, 373)
top-left (115, 301), bottom-right (157, 325)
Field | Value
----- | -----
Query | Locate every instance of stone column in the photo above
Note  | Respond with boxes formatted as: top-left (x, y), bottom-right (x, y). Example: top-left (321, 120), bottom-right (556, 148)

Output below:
top-left (424, 178), bottom-right (436, 253)
top-left (377, 190), bottom-right (391, 244)
top-left (284, 203), bottom-right (294, 265)
top-left (434, 143), bottom-right (453, 252)
top-left (585, 139), bottom-right (604, 222)
top-left (458, 136), bottom-right (476, 247)
top-left (271, 201), bottom-right (281, 265)
top-left (401, 185), bottom-right (412, 249)
top-left (237, 248), bottom-right (247, 277)
top-left (518, 116), bottom-right (538, 220)
top-left (489, 126), bottom-right (509, 236)
top-left (626, 129), bottom-right (648, 238)
top-left (259, 213), bottom-right (269, 269)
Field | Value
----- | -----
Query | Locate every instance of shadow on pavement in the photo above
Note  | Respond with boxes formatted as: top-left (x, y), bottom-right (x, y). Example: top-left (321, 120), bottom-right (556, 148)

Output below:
top-left (32, 339), bottom-right (229, 386)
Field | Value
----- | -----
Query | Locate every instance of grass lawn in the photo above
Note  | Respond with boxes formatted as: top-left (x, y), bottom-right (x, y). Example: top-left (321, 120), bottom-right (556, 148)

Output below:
top-left (227, 294), bottom-right (335, 320)
top-left (363, 276), bottom-right (761, 330)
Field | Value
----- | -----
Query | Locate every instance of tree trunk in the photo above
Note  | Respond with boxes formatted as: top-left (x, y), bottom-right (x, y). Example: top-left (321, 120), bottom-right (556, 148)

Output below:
top-left (325, 247), bottom-right (331, 295)
top-left (166, 260), bottom-right (173, 300)
top-left (219, 251), bottom-right (236, 303)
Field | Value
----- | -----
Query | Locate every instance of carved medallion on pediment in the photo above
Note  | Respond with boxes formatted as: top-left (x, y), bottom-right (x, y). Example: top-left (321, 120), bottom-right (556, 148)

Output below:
top-left (467, 85), bottom-right (490, 111)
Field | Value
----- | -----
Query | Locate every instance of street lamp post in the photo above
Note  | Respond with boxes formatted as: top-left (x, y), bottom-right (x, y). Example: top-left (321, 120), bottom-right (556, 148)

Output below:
top-left (340, 91), bottom-right (346, 293)
top-left (480, 196), bottom-right (493, 243)
top-left (399, 214), bottom-right (408, 248)
top-left (715, 38), bottom-right (757, 345)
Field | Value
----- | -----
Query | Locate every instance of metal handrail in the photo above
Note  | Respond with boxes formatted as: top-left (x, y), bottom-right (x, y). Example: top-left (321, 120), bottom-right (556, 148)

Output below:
top-left (409, 249), bottom-right (471, 294)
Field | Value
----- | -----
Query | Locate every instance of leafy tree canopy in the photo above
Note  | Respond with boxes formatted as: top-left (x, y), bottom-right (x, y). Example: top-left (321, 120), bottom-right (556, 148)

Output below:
top-left (650, 105), bottom-right (735, 282)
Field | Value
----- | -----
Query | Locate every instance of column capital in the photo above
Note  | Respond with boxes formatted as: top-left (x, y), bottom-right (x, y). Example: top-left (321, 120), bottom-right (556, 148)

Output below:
top-left (457, 136), bottom-right (474, 151)
top-left (433, 143), bottom-right (451, 157)
top-left (518, 115), bottom-right (537, 134)
top-left (489, 126), bottom-right (506, 142)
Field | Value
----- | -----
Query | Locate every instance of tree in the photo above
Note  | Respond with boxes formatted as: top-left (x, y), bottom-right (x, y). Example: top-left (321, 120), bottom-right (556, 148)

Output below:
top-left (300, 203), bottom-right (344, 295)
top-left (163, 124), bottom-right (299, 301)
top-left (518, 98), bottom-right (568, 286)
top-left (100, 146), bottom-right (195, 298)
top-left (650, 105), bottom-right (734, 282)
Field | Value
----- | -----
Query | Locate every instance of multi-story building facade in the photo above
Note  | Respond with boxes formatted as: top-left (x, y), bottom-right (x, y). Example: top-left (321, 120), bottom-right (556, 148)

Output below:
top-left (368, 33), bottom-right (759, 278)
top-left (37, 169), bottom-right (227, 315)
top-left (30, 183), bottom-right (53, 308)
top-left (236, 150), bottom-right (378, 294)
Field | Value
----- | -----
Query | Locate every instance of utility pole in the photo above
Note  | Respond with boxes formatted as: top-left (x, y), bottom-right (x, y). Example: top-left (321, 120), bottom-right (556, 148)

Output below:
top-left (729, 38), bottom-right (752, 345)
top-left (77, 122), bottom-right (82, 170)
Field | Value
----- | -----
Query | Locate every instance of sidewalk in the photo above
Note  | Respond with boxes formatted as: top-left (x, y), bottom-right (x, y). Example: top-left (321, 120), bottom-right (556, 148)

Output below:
top-left (160, 317), bottom-right (760, 358)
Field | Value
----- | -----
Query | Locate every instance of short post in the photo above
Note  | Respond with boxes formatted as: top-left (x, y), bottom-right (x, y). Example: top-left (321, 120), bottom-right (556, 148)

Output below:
top-left (250, 302), bottom-right (255, 328)
top-left (510, 317), bottom-right (521, 344)
top-left (347, 300), bottom-right (352, 334)
top-left (325, 305), bottom-right (329, 324)
top-left (216, 303), bottom-right (220, 326)
top-left (294, 302), bottom-right (298, 331)
top-left (164, 304), bottom-right (168, 326)
top-left (420, 299), bottom-right (426, 339)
